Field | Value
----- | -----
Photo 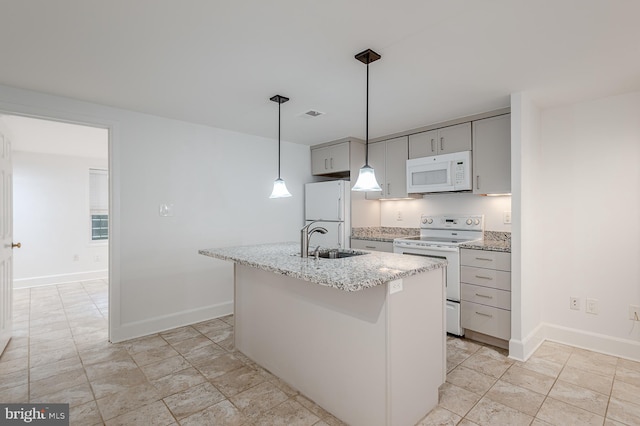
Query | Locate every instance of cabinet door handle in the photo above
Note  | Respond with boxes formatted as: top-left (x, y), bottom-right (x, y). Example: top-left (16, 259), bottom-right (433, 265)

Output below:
top-left (475, 312), bottom-right (493, 318)
top-left (475, 275), bottom-right (493, 280)
top-left (476, 175), bottom-right (480, 190)
top-left (440, 137), bottom-right (444, 151)
top-left (324, 159), bottom-right (328, 170)
top-left (365, 245), bottom-right (376, 249)
top-left (475, 257), bottom-right (493, 262)
top-left (430, 138), bottom-right (435, 153)
top-left (475, 293), bottom-right (493, 299)
top-left (387, 183), bottom-right (390, 195)
top-left (330, 158), bottom-right (334, 169)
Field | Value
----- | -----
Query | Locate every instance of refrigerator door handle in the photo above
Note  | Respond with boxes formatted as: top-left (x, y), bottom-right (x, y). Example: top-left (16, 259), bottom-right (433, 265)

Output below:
top-left (337, 183), bottom-right (343, 220)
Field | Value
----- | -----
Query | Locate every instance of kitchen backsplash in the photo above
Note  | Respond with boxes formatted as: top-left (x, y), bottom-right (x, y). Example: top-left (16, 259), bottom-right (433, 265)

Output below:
top-left (484, 230), bottom-right (511, 243)
top-left (378, 195), bottom-right (512, 232)
top-left (353, 227), bottom-right (511, 244)
top-left (352, 227), bottom-right (420, 238)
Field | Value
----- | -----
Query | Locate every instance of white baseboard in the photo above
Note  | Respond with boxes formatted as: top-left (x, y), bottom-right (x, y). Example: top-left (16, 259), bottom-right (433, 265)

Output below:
top-left (109, 301), bottom-right (233, 343)
top-left (509, 322), bottom-right (640, 363)
top-left (509, 323), bottom-right (546, 361)
top-left (13, 270), bottom-right (108, 288)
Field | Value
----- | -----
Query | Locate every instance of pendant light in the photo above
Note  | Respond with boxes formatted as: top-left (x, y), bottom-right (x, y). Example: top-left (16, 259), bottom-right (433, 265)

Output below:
top-left (269, 94), bottom-right (292, 198)
top-left (352, 48), bottom-right (382, 192)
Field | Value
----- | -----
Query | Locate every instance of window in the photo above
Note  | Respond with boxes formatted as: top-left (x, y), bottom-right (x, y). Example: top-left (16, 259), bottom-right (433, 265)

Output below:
top-left (90, 169), bottom-right (108, 241)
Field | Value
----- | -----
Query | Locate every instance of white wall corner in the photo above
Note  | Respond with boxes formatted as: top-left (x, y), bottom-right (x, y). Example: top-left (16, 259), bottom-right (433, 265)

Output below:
top-left (509, 91), bottom-right (543, 351)
top-left (508, 322), bottom-right (546, 362)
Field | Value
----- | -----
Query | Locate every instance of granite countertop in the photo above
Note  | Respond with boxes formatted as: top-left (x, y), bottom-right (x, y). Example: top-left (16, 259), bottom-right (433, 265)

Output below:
top-left (460, 239), bottom-right (511, 253)
top-left (199, 242), bottom-right (446, 292)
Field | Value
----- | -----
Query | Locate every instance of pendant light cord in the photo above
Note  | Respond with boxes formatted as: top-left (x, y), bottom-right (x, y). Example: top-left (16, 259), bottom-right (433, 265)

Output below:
top-left (365, 62), bottom-right (369, 166)
top-left (278, 100), bottom-right (281, 179)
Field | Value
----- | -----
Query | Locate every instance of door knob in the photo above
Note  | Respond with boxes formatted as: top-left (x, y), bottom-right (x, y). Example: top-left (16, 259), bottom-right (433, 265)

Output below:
top-left (12, 242), bottom-right (21, 249)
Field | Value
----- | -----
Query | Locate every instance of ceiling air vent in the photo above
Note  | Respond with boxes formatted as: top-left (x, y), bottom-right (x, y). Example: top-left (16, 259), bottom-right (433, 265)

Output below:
top-left (299, 110), bottom-right (325, 118)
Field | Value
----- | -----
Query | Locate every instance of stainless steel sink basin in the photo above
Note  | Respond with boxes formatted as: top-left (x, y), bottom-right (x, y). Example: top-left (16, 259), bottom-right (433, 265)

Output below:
top-left (316, 249), bottom-right (368, 259)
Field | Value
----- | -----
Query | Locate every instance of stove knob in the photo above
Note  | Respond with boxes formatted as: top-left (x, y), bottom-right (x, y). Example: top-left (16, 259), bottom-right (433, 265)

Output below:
top-left (421, 218), bottom-right (428, 224)
top-left (466, 219), bottom-right (472, 225)
top-left (474, 219), bottom-right (480, 225)
top-left (427, 218), bottom-right (433, 224)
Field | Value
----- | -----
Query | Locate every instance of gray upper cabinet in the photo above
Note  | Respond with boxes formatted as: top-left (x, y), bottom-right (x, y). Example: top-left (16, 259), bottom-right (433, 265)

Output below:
top-left (311, 142), bottom-right (351, 175)
top-left (385, 137), bottom-right (410, 198)
top-left (366, 136), bottom-right (412, 199)
top-left (408, 122), bottom-right (472, 158)
top-left (364, 141), bottom-right (386, 200)
top-left (472, 114), bottom-right (511, 195)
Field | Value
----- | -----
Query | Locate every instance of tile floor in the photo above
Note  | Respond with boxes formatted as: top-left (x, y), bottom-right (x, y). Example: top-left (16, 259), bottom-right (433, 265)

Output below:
top-left (1, 281), bottom-right (639, 425)
top-left (422, 337), bottom-right (640, 425)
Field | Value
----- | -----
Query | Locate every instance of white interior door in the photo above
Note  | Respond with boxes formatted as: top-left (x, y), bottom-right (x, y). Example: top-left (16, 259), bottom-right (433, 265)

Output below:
top-left (0, 127), bottom-right (14, 354)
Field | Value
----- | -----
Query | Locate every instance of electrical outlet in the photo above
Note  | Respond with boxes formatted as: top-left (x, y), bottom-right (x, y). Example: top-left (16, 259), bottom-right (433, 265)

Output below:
top-left (94, 255), bottom-right (101, 262)
top-left (503, 211), bottom-right (512, 224)
top-left (389, 280), bottom-right (403, 294)
top-left (630, 305), bottom-right (640, 321)
top-left (570, 297), bottom-right (580, 310)
top-left (396, 211), bottom-right (403, 221)
top-left (73, 254), bottom-right (79, 262)
top-left (586, 298), bottom-right (599, 315)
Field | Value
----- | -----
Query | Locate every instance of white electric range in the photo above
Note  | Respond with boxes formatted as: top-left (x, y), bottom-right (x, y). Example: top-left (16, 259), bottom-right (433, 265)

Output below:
top-left (393, 214), bottom-right (484, 336)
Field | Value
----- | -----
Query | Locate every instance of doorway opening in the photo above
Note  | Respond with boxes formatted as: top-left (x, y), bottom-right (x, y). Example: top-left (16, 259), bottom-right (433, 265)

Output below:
top-left (1, 114), bottom-right (110, 339)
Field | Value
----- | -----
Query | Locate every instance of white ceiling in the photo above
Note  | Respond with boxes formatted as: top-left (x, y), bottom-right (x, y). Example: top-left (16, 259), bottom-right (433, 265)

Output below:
top-left (1, 0), bottom-right (639, 146)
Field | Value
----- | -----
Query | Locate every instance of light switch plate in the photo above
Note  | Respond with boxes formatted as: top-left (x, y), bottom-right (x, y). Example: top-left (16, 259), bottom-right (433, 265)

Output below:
top-left (503, 211), bottom-right (512, 224)
top-left (159, 203), bottom-right (174, 217)
top-left (586, 298), bottom-right (599, 314)
top-left (630, 305), bottom-right (640, 321)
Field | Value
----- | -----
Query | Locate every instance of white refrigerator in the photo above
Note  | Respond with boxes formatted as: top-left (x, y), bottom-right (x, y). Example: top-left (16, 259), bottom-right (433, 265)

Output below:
top-left (304, 180), bottom-right (351, 249)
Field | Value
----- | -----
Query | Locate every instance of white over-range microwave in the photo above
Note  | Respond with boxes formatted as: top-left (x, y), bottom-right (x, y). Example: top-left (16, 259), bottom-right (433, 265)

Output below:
top-left (406, 150), bottom-right (472, 193)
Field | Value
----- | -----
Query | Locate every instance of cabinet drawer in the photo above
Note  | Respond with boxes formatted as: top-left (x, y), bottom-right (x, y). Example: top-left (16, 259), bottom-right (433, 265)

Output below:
top-left (460, 249), bottom-right (511, 271)
top-left (461, 301), bottom-right (511, 340)
top-left (460, 266), bottom-right (511, 291)
top-left (461, 283), bottom-right (511, 310)
top-left (350, 239), bottom-right (393, 253)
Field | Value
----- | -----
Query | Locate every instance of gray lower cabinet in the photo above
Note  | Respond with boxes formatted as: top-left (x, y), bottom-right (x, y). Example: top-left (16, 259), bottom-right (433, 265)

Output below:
top-left (408, 122), bottom-right (472, 158)
top-left (350, 239), bottom-right (394, 253)
top-left (472, 114), bottom-right (511, 194)
top-left (460, 249), bottom-right (511, 341)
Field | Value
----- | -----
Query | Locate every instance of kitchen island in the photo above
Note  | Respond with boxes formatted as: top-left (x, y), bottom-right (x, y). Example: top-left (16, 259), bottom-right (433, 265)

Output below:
top-left (199, 242), bottom-right (446, 426)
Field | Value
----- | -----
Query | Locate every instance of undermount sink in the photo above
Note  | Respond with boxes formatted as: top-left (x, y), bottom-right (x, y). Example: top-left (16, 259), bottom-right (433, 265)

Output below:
top-left (316, 249), bottom-right (368, 259)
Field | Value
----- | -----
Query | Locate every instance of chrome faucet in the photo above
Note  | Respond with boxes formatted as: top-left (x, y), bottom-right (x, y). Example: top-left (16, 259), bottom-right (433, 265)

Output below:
top-left (300, 221), bottom-right (328, 258)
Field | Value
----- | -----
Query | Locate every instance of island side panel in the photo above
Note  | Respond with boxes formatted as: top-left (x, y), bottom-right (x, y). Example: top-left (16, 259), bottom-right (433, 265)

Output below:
top-left (386, 268), bottom-right (446, 426)
top-left (234, 264), bottom-right (388, 426)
